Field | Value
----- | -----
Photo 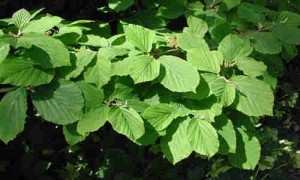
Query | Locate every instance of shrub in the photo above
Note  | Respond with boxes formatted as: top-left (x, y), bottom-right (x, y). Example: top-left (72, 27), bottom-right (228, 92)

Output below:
top-left (0, 0), bottom-right (299, 179)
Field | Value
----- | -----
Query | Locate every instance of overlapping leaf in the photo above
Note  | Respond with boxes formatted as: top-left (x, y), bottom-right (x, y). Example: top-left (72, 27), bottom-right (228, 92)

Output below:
top-left (159, 55), bottom-right (200, 92)
top-left (161, 118), bottom-right (193, 164)
top-left (232, 76), bottom-right (274, 116)
top-left (219, 34), bottom-right (252, 62)
top-left (0, 57), bottom-right (54, 86)
top-left (143, 103), bottom-right (190, 131)
top-left (187, 49), bottom-right (223, 74)
top-left (187, 119), bottom-right (219, 157)
top-left (84, 54), bottom-right (111, 88)
top-left (125, 24), bottom-right (155, 52)
top-left (109, 107), bottom-right (145, 141)
top-left (32, 80), bottom-right (84, 125)
top-left (17, 33), bottom-right (70, 68)
top-left (77, 105), bottom-right (109, 135)
top-left (129, 55), bottom-right (160, 84)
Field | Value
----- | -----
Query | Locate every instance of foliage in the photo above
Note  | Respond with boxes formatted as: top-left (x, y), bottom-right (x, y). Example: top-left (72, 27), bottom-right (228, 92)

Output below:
top-left (0, 0), bottom-right (299, 179)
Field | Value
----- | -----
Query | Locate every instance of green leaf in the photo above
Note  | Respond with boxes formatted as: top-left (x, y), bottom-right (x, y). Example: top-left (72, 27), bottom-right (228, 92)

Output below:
top-left (186, 16), bottom-right (208, 37)
top-left (109, 107), bottom-right (145, 141)
top-left (111, 57), bottom-right (131, 76)
top-left (98, 47), bottom-right (128, 60)
top-left (157, 0), bottom-right (187, 19)
top-left (159, 55), bottom-right (200, 92)
top-left (187, 49), bottom-right (223, 74)
top-left (0, 57), bottom-right (54, 86)
top-left (232, 76), bottom-right (274, 116)
top-left (185, 96), bottom-right (223, 122)
top-left (218, 34), bottom-right (252, 62)
top-left (110, 77), bottom-right (138, 100)
top-left (84, 54), bottom-right (111, 88)
top-left (54, 26), bottom-right (82, 45)
top-left (177, 31), bottom-right (210, 51)
top-left (17, 33), bottom-right (70, 68)
top-left (65, 50), bottom-right (96, 80)
top-left (129, 55), bottom-right (160, 84)
top-left (125, 24), bottom-right (155, 52)
top-left (32, 80), bottom-right (84, 125)
top-left (276, 11), bottom-right (300, 27)
top-left (229, 120), bottom-right (261, 170)
top-left (124, 99), bottom-right (150, 113)
top-left (237, 57), bottom-right (267, 78)
top-left (214, 115), bottom-right (236, 154)
top-left (143, 103), bottom-right (190, 131)
top-left (76, 81), bottom-right (104, 112)
top-left (77, 105), bottom-right (109, 135)
top-left (0, 44), bottom-right (10, 64)
top-left (222, 0), bottom-right (241, 10)
top-left (109, 0), bottom-right (134, 12)
top-left (161, 117), bottom-right (193, 164)
top-left (248, 32), bottom-right (282, 54)
top-left (23, 16), bottom-right (62, 34)
top-left (237, 3), bottom-right (265, 23)
top-left (187, 119), bottom-right (219, 157)
top-left (63, 123), bottom-right (87, 145)
top-left (0, 35), bottom-right (17, 47)
top-left (0, 87), bottom-right (27, 144)
top-left (273, 24), bottom-right (300, 45)
top-left (12, 8), bottom-right (31, 30)
top-left (79, 35), bottom-right (109, 47)
top-left (208, 76), bottom-right (236, 107)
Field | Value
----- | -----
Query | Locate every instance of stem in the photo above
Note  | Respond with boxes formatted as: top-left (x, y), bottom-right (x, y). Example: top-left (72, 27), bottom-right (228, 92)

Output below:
top-left (154, 48), bottom-right (181, 57)
top-left (0, 87), bottom-right (14, 93)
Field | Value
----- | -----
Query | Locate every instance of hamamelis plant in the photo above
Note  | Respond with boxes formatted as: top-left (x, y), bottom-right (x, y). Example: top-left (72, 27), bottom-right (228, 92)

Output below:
top-left (0, 0), bottom-right (299, 171)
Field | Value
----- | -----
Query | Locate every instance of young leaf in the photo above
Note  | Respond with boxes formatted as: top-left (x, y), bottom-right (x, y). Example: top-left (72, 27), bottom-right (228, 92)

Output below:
top-left (125, 24), bottom-right (155, 52)
top-left (187, 119), bottom-right (219, 158)
top-left (84, 55), bottom-right (111, 88)
top-left (12, 8), bottom-right (31, 30)
top-left (161, 117), bottom-right (193, 164)
top-left (237, 57), bottom-right (267, 78)
top-left (109, 107), bottom-right (145, 141)
top-left (17, 33), bottom-right (70, 68)
top-left (63, 123), bottom-right (87, 145)
top-left (0, 87), bottom-right (27, 144)
top-left (214, 115), bottom-right (236, 154)
top-left (143, 103), bottom-right (190, 131)
top-left (129, 55), bottom-right (160, 84)
top-left (23, 16), bottom-right (62, 34)
top-left (232, 76), bottom-right (274, 116)
top-left (159, 55), bottom-right (200, 92)
top-left (0, 57), bottom-right (54, 86)
top-left (0, 44), bottom-right (10, 64)
top-left (187, 49), bottom-right (223, 74)
top-left (77, 105), bottom-right (109, 135)
top-left (32, 80), bottom-right (84, 125)
top-left (218, 34), bottom-right (252, 62)
top-left (109, 0), bottom-right (134, 12)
